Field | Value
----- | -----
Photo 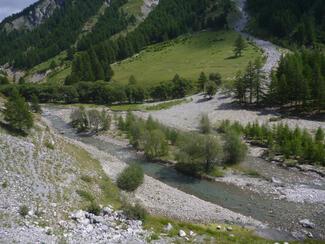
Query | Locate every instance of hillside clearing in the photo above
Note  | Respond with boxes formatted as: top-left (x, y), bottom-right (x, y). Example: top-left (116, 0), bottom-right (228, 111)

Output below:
top-left (112, 31), bottom-right (263, 87)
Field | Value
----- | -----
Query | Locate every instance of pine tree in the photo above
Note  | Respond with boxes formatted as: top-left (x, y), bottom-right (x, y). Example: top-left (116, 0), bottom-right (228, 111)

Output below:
top-left (198, 72), bottom-right (208, 91)
top-left (4, 88), bottom-right (33, 133)
top-left (233, 35), bottom-right (246, 57)
top-left (31, 95), bottom-right (42, 113)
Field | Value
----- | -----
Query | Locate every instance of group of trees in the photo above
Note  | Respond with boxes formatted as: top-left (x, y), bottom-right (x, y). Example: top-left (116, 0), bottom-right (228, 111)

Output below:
top-left (70, 106), bottom-right (111, 133)
top-left (198, 72), bottom-right (223, 98)
top-left (118, 113), bottom-right (247, 177)
top-left (219, 120), bottom-right (325, 166)
top-left (234, 57), bottom-right (264, 105)
top-left (268, 50), bottom-right (325, 111)
top-left (66, 47), bottom-right (114, 84)
top-left (0, 74), bottom-right (194, 105)
top-left (246, 0), bottom-right (325, 46)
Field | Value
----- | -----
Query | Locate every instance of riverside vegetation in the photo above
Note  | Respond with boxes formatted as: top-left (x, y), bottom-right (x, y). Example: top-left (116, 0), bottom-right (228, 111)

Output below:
top-left (218, 120), bottom-right (325, 166)
top-left (117, 112), bottom-right (247, 177)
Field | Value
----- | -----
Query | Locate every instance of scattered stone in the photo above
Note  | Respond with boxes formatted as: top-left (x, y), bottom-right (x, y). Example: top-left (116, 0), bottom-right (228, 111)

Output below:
top-left (179, 230), bottom-right (186, 237)
top-left (226, 226), bottom-right (233, 231)
top-left (85, 224), bottom-right (94, 232)
top-left (164, 223), bottom-right (173, 232)
top-left (216, 225), bottom-right (222, 230)
top-left (189, 230), bottom-right (195, 236)
top-left (229, 234), bottom-right (235, 237)
top-left (299, 219), bottom-right (315, 229)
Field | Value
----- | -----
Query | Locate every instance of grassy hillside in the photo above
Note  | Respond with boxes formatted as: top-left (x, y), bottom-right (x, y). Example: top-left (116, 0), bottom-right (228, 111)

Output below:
top-left (112, 31), bottom-right (263, 86)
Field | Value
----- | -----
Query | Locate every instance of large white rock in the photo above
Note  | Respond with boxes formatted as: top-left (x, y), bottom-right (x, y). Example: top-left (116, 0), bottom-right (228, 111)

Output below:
top-left (179, 230), bottom-right (186, 237)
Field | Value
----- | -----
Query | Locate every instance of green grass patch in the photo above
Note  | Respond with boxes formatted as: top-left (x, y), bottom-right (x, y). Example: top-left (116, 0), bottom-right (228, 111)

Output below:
top-left (112, 31), bottom-right (263, 87)
top-left (110, 98), bottom-right (190, 112)
top-left (46, 66), bottom-right (71, 85)
top-left (110, 103), bottom-right (144, 111)
top-left (121, 0), bottom-right (144, 18)
top-left (63, 143), bottom-right (121, 208)
top-left (29, 51), bottom-right (67, 75)
top-left (144, 216), bottom-right (273, 243)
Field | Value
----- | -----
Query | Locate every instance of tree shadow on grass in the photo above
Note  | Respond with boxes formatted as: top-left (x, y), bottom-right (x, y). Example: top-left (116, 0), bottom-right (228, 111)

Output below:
top-left (0, 121), bottom-right (28, 137)
top-left (225, 55), bottom-right (240, 60)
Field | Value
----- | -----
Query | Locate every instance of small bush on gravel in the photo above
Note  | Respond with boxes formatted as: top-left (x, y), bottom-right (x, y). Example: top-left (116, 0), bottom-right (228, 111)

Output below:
top-left (87, 201), bottom-right (101, 216)
top-left (122, 203), bottom-right (147, 221)
top-left (1, 181), bottom-right (8, 188)
top-left (117, 164), bottom-right (144, 192)
top-left (19, 205), bottom-right (29, 217)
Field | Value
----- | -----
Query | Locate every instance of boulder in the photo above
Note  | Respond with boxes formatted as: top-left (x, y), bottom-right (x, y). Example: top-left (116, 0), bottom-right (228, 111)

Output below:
top-left (299, 219), bottom-right (315, 229)
top-left (226, 226), bottom-right (233, 231)
top-left (70, 210), bottom-right (85, 220)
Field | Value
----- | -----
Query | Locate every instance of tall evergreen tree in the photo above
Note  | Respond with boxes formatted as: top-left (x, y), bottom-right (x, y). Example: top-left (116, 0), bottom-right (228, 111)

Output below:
top-left (233, 35), bottom-right (246, 57)
top-left (4, 89), bottom-right (33, 133)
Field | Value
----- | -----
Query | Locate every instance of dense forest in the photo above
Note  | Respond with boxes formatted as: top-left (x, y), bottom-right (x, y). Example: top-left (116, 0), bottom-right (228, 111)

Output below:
top-left (246, 0), bottom-right (325, 46)
top-left (233, 49), bottom-right (325, 112)
top-left (67, 0), bottom-right (235, 83)
top-left (0, 0), bottom-right (104, 68)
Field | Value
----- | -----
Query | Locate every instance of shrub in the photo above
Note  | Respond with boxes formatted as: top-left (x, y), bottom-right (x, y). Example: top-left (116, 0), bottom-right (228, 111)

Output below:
top-left (1, 181), bottom-right (8, 188)
top-left (199, 114), bottom-right (211, 134)
top-left (117, 164), bottom-right (144, 192)
top-left (144, 129), bottom-right (169, 159)
top-left (19, 205), bottom-right (29, 217)
top-left (223, 129), bottom-right (247, 165)
top-left (122, 203), bottom-right (147, 221)
top-left (87, 201), bottom-right (101, 216)
top-left (176, 133), bottom-right (223, 174)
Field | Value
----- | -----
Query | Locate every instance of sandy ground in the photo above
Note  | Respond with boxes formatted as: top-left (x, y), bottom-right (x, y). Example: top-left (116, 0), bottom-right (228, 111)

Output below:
top-left (136, 93), bottom-right (325, 132)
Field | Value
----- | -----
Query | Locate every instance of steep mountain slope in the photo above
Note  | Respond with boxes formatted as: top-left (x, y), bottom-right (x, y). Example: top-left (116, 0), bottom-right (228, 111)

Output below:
top-left (1, 0), bottom-right (65, 32)
top-left (0, 0), bottom-right (104, 68)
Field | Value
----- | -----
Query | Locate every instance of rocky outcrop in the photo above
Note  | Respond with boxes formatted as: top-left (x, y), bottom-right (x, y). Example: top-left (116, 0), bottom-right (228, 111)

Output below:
top-left (3, 0), bottom-right (65, 32)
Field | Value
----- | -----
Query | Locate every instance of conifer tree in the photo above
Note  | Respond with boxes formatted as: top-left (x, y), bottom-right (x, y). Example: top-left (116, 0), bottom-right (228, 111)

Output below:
top-left (233, 35), bottom-right (246, 57)
top-left (4, 88), bottom-right (33, 133)
top-left (198, 72), bottom-right (208, 91)
top-left (31, 94), bottom-right (42, 113)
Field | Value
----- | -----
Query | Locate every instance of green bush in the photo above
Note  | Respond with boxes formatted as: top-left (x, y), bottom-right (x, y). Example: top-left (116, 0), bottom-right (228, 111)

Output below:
top-left (223, 129), bottom-right (247, 165)
top-left (199, 114), bottom-right (211, 134)
top-left (117, 164), bottom-right (144, 192)
top-left (19, 205), bottom-right (29, 217)
top-left (87, 201), bottom-right (101, 216)
top-left (144, 129), bottom-right (169, 160)
top-left (122, 203), bottom-right (147, 221)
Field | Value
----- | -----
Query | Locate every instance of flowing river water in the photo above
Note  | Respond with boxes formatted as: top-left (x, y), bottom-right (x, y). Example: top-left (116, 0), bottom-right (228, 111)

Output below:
top-left (44, 108), bottom-right (325, 241)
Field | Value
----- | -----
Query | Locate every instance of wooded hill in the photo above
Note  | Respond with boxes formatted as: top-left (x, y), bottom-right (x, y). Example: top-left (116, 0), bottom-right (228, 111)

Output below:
top-left (246, 0), bottom-right (325, 47)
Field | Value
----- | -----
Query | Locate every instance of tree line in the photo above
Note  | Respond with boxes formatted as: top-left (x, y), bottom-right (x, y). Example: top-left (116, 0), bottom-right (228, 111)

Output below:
top-left (219, 120), bottom-right (325, 166)
top-left (0, 74), bottom-right (195, 105)
top-left (233, 49), bottom-right (325, 112)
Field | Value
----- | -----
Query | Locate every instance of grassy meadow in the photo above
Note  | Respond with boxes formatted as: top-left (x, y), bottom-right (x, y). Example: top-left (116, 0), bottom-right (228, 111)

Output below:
top-left (112, 30), bottom-right (263, 87)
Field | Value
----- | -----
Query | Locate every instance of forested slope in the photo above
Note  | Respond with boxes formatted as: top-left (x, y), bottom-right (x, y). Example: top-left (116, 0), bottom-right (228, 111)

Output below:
top-left (0, 0), bottom-right (104, 69)
top-left (246, 0), bottom-right (325, 47)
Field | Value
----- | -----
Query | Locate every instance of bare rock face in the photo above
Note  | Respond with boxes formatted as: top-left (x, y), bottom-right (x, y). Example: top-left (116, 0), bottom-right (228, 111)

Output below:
top-left (3, 0), bottom-right (65, 32)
